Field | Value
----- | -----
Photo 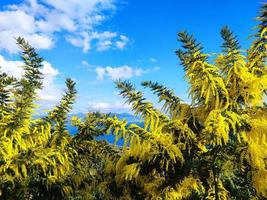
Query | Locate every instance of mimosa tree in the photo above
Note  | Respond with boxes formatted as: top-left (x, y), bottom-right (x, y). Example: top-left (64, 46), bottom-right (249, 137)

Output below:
top-left (0, 3), bottom-right (266, 200)
top-left (0, 38), bottom-right (77, 199)
top-left (93, 3), bottom-right (267, 199)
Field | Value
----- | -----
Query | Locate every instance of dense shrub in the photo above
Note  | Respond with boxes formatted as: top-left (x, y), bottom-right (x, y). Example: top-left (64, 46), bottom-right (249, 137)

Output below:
top-left (0, 3), bottom-right (266, 200)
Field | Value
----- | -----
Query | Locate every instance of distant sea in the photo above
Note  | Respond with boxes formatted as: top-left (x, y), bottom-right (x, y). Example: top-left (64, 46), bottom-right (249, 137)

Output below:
top-left (66, 113), bottom-right (143, 145)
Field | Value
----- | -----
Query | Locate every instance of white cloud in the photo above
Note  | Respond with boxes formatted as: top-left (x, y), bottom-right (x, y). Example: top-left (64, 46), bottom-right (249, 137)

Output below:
top-left (41, 61), bottom-right (59, 76)
top-left (96, 65), bottom-right (144, 80)
top-left (93, 31), bottom-right (117, 40)
top-left (81, 60), bottom-right (89, 67)
top-left (0, 10), bottom-right (35, 34)
top-left (95, 67), bottom-right (107, 80)
top-left (88, 100), bottom-right (130, 113)
top-left (0, 54), bottom-right (62, 109)
top-left (0, 8), bottom-right (54, 53)
top-left (153, 66), bottom-right (160, 71)
top-left (0, 31), bottom-right (53, 54)
top-left (150, 58), bottom-right (157, 62)
top-left (39, 61), bottom-right (61, 102)
top-left (66, 31), bottom-right (92, 52)
top-left (96, 40), bottom-right (113, 51)
top-left (0, 0), bottom-right (129, 53)
top-left (37, 11), bottom-right (76, 32)
top-left (116, 35), bottom-right (129, 49)
top-left (67, 31), bottom-right (121, 52)
top-left (0, 55), bottom-right (24, 78)
top-left (39, 61), bottom-right (62, 103)
top-left (28, 34), bottom-right (54, 50)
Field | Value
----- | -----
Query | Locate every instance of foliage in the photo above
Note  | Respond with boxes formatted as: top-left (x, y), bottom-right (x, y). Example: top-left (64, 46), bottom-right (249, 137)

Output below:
top-left (91, 3), bottom-right (267, 200)
top-left (0, 3), bottom-right (266, 200)
top-left (0, 38), bottom-right (78, 199)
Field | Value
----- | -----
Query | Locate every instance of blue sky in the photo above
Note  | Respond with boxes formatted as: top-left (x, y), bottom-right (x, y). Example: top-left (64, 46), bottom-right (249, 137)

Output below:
top-left (0, 0), bottom-right (264, 114)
